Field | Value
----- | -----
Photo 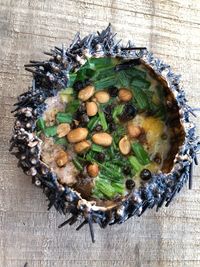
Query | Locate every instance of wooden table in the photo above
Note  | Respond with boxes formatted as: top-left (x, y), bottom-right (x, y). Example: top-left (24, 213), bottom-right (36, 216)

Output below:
top-left (0, 1), bottom-right (200, 266)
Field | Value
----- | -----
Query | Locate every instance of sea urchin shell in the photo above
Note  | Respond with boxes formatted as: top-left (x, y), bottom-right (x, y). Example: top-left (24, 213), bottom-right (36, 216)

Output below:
top-left (10, 24), bottom-right (199, 243)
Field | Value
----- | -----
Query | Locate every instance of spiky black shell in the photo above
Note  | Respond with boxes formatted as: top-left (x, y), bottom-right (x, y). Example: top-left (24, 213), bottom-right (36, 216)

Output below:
top-left (10, 24), bottom-right (199, 243)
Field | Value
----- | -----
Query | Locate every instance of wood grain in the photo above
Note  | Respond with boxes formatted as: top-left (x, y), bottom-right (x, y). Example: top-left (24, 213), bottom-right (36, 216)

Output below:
top-left (0, 0), bottom-right (200, 266)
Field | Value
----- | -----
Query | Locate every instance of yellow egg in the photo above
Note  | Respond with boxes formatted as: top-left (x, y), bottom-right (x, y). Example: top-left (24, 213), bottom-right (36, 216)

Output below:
top-left (142, 116), bottom-right (164, 148)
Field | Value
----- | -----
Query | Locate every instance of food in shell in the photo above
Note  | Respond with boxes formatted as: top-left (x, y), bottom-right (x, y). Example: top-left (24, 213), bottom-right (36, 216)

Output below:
top-left (10, 24), bottom-right (199, 242)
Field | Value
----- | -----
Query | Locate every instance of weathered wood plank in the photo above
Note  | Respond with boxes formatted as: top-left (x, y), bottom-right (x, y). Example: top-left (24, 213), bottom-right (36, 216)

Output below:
top-left (0, 0), bottom-right (200, 267)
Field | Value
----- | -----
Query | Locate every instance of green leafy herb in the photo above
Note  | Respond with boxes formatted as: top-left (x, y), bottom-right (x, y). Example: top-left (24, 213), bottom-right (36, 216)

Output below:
top-left (98, 110), bottom-right (108, 131)
top-left (128, 156), bottom-right (143, 173)
top-left (98, 162), bottom-right (122, 181)
top-left (56, 112), bottom-right (73, 123)
top-left (131, 142), bottom-right (150, 165)
top-left (68, 73), bottom-right (77, 87)
top-left (131, 77), bottom-right (151, 89)
top-left (87, 116), bottom-right (99, 130)
top-left (91, 144), bottom-right (104, 152)
top-left (131, 87), bottom-right (149, 110)
top-left (54, 137), bottom-right (68, 147)
top-left (94, 75), bottom-right (116, 90)
top-left (72, 157), bottom-right (83, 171)
top-left (65, 99), bottom-right (80, 113)
top-left (36, 118), bottom-right (45, 130)
top-left (44, 126), bottom-right (57, 137)
top-left (111, 182), bottom-right (125, 194)
top-left (95, 178), bottom-right (116, 199)
top-left (112, 104), bottom-right (124, 122)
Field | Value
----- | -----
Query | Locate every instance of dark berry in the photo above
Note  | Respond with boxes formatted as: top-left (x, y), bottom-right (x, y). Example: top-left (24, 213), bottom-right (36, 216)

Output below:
top-left (77, 103), bottom-right (86, 115)
top-left (104, 105), bottom-right (112, 115)
top-left (140, 169), bottom-right (152, 181)
top-left (120, 103), bottom-right (137, 122)
top-left (70, 120), bottom-right (78, 129)
top-left (73, 79), bottom-right (90, 91)
top-left (108, 86), bottom-right (118, 97)
top-left (126, 179), bottom-right (135, 190)
top-left (79, 114), bottom-right (89, 126)
top-left (123, 166), bottom-right (131, 175)
top-left (95, 152), bottom-right (105, 162)
top-left (109, 122), bottom-right (116, 132)
top-left (94, 124), bottom-right (103, 132)
top-left (153, 153), bottom-right (162, 164)
top-left (105, 113), bottom-right (113, 122)
top-left (73, 81), bottom-right (84, 91)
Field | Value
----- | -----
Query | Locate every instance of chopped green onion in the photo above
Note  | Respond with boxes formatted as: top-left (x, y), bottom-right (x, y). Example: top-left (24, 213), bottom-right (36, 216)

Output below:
top-left (113, 125), bottom-right (125, 144)
top-left (128, 156), bottom-right (143, 173)
top-left (91, 144), bottom-right (104, 152)
top-left (36, 118), bottom-right (45, 130)
top-left (111, 182), bottom-right (125, 194)
top-left (85, 150), bottom-right (96, 162)
top-left (68, 73), bottom-right (77, 87)
top-left (72, 158), bottom-right (83, 171)
top-left (92, 187), bottom-right (105, 199)
top-left (130, 67), bottom-right (147, 79)
top-left (92, 65), bottom-right (115, 81)
top-left (117, 70), bottom-right (131, 88)
top-left (44, 126), bottom-right (57, 137)
top-left (66, 99), bottom-right (80, 113)
top-left (87, 116), bottom-right (99, 130)
top-left (131, 77), bottom-right (150, 89)
top-left (98, 163), bottom-right (122, 180)
top-left (98, 110), bottom-right (108, 131)
top-left (56, 112), bottom-right (73, 123)
top-left (95, 179), bottom-right (116, 199)
top-left (107, 144), bottom-right (115, 158)
top-left (54, 137), bottom-right (68, 146)
top-left (131, 143), bottom-right (150, 165)
top-left (94, 76), bottom-right (116, 90)
top-left (104, 162), bottom-right (122, 175)
top-left (112, 104), bottom-right (124, 122)
top-left (131, 87), bottom-right (149, 110)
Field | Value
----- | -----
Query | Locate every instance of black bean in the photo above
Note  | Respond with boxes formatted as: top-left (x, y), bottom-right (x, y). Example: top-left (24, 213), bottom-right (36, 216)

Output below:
top-left (109, 122), bottom-right (116, 132)
top-left (105, 113), bottom-right (113, 122)
top-left (79, 114), bottom-right (89, 126)
top-left (94, 124), bottom-right (103, 132)
top-left (73, 81), bottom-right (84, 91)
top-left (120, 103), bottom-right (137, 122)
top-left (125, 179), bottom-right (135, 190)
top-left (108, 86), bottom-right (118, 97)
top-left (77, 103), bottom-right (86, 115)
top-left (73, 79), bottom-right (90, 91)
top-left (70, 120), bottom-right (78, 129)
top-left (140, 169), bottom-right (152, 181)
top-left (95, 152), bottom-right (105, 162)
top-left (153, 153), bottom-right (162, 164)
top-left (104, 105), bottom-right (112, 114)
top-left (123, 166), bottom-right (131, 175)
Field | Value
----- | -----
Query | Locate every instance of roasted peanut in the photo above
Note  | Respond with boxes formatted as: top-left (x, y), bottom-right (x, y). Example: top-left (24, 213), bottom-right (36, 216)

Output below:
top-left (74, 140), bottom-right (91, 154)
top-left (95, 91), bottom-right (110, 103)
top-left (127, 124), bottom-right (141, 138)
top-left (119, 136), bottom-right (131, 155)
top-left (86, 101), bottom-right (98, 116)
top-left (118, 89), bottom-right (133, 102)
top-left (67, 128), bottom-right (88, 143)
top-left (55, 150), bottom-right (68, 167)
top-left (92, 132), bottom-right (112, 147)
top-left (78, 85), bottom-right (95, 101)
top-left (57, 123), bottom-right (71, 137)
top-left (87, 163), bottom-right (99, 177)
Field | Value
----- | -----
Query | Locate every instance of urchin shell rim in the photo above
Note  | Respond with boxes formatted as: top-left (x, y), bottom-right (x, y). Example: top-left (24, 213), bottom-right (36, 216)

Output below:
top-left (10, 24), bottom-right (199, 242)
